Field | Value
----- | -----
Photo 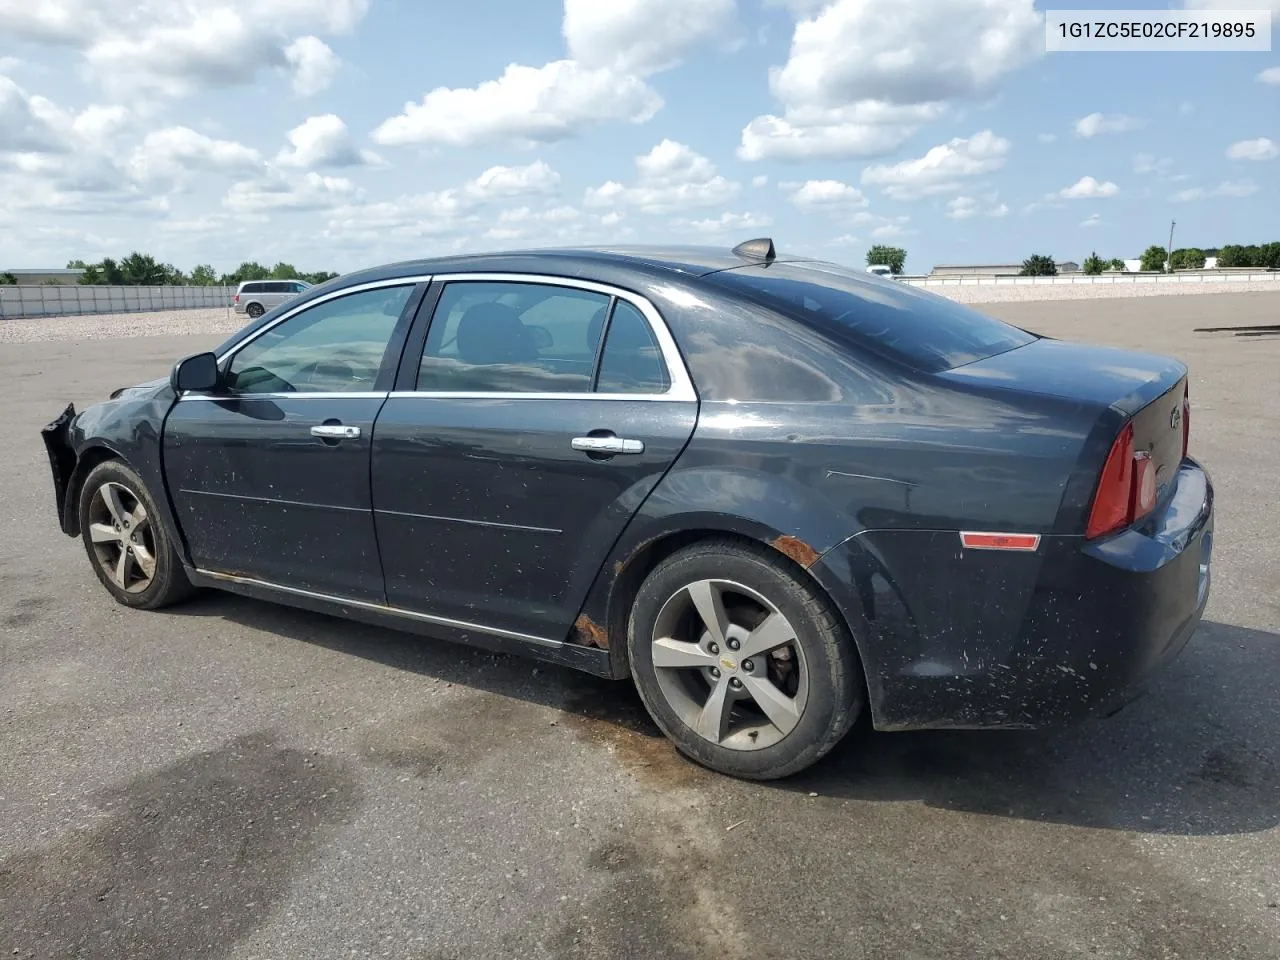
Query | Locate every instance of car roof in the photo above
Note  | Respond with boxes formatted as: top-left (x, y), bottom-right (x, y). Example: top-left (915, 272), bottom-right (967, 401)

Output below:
top-left (325, 244), bottom-right (826, 289)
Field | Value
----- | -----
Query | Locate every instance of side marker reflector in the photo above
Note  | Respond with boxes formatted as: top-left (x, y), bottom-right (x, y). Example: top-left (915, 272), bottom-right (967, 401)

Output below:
top-left (960, 532), bottom-right (1042, 552)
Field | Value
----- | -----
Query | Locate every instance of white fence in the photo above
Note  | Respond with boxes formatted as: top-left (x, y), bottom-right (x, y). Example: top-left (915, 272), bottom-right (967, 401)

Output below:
top-left (901, 271), bottom-right (1278, 288)
top-left (0, 284), bottom-right (235, 319)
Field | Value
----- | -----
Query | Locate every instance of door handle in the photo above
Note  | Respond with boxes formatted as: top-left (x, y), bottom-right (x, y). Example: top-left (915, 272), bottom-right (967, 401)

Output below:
top-left (311, 424), bottom-right (361, 440)
top-left (571, 436), bottom-right (644, 455)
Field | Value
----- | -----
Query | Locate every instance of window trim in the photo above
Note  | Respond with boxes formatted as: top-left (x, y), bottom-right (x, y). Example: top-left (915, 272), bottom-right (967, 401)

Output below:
top-left (176, 276), bottom-right (431, 402)
top-left (398, 272), bottom-right (696, 403)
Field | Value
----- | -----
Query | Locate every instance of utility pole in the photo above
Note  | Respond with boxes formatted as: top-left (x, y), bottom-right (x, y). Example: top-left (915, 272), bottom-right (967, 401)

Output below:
top-left (1167, 219), bottom-right (1176, 273)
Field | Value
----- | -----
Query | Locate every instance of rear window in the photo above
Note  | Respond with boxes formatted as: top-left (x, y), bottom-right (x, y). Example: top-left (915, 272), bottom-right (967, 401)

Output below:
top-left (705, 262), bottom-right (1036, 373)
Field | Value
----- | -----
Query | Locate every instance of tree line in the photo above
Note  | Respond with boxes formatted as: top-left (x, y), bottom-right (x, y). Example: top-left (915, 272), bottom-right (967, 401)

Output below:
top-left (57, 253), bottom-right (338, 287)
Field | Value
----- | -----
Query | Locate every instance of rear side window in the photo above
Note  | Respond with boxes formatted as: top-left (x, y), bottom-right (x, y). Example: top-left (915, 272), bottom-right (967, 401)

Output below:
top-left (705, 262), bottom-right (1036, 373)
top-left (242, 282), bottom-right (264, 294)
top-left (597, 302), bottom-right (670, 394)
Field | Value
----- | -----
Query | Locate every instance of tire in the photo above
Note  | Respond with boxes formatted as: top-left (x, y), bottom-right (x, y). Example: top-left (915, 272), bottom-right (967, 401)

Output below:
top-left (78, 459), bottom-right (194, 610)
top-left (246, 302), bottom-right (265, 318)
top-left (627, 538), bottom-right (864, 780)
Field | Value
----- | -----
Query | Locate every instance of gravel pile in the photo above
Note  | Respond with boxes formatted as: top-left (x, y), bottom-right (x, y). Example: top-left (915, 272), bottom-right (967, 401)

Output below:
top-left (0, 308), bottom-right (243, 344)
top-left (3, 280), bottom-right (1280, 344)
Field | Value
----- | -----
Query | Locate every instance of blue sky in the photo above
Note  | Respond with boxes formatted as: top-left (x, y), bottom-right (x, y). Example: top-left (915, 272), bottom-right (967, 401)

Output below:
top-left (0, 0), bottom-right (1276, 275)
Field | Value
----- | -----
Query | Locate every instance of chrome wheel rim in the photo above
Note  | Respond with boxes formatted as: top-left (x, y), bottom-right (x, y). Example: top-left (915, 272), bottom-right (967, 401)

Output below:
top-left (650, 579), bottom-right (809, 751)
top-left (87, 482), bottom-right (157, 594)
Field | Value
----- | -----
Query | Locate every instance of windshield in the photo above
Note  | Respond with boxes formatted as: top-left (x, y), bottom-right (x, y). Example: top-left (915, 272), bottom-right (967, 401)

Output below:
top-left (705, 261), bottom-right (1036, 373)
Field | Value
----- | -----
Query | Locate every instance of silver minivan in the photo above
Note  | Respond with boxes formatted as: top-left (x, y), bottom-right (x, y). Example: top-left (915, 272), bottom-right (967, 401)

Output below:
top-left (233, 279), bottom-right (311, 318)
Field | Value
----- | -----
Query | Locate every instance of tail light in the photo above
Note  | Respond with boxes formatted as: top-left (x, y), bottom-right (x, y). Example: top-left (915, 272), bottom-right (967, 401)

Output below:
top-left (1181, 383), bottom-right (1190, 460)
top-left (1086, 423), bottom-right (1158, 539)
top-left (234, 293), bottom-right (240, 303)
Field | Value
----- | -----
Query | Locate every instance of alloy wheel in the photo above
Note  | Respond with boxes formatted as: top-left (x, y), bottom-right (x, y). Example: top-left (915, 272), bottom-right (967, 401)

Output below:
top-left (650, 578), bottom-right (809, 751)
top-left (86, 481), bottom-right (157, 594)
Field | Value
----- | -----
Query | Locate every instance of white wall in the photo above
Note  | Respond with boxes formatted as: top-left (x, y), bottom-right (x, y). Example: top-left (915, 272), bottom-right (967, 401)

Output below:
top-left (0, 285), bottom-right (234, 319)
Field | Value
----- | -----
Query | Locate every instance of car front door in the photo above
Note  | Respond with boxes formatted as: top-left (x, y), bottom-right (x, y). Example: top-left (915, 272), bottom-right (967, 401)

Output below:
top-left (371, 276), bottom-right (699, 641)
top-left (164, 280), bottom-right (424, 601)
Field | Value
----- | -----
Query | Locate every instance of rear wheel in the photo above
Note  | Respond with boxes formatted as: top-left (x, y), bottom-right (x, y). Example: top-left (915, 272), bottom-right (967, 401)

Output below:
top-left (246, 302), bottom-right (265, 318)
top-left (627, 539), bottom-right (863, 780)
top-left (78, 460), bottom-right (194, 610)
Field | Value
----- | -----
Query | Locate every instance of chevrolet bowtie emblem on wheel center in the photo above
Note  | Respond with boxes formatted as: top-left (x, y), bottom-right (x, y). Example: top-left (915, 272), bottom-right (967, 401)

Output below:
top-left (720, 657), bottom-right (738, 671)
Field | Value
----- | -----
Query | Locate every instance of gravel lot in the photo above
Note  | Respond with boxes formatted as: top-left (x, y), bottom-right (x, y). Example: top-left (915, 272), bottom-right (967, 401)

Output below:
top-left (2, 292), bottom-right (1278, 959)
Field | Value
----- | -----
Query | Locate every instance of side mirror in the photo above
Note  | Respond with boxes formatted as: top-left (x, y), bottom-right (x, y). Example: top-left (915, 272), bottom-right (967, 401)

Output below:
top-left (171, 352), bottom-right (221, 394)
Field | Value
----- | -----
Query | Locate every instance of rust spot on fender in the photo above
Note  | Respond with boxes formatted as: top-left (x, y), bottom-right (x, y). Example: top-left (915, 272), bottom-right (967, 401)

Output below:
top-left (772, 535), bottom-right (821, 569)
top-left (572, 613), bottom-right (610, 650)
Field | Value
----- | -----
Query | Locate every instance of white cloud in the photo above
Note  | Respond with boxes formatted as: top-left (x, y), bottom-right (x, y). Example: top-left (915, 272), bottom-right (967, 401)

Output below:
top-left (752, 174), bottom-right (768, 188)
top-left (828, 233), bottom-right (860, 245)
top-left (1172, 180), bottom-right (1259, 202)
top-left (373, 1), bottom-right (734, 149)
top-left (276, 114), bottom-right (381, 168)
top-left (584, 140), bottom-right (739, 214)
top-left (225, 171), bottom-right (359, 213)
top-left (738, 0), bottom-right (1040, 161)
top-left (3, 1), bottom-right (371, 99)
top-left (284, 36), bottom-right (340, 97)
top-left (129, 126), bottom-right (262, 181)
top-left (1059, 176), bottom-right (1119, 199)
top-left (871, 221), bottom-right (911, 239)
top-left (563, 0), bottom-right (736, 74)
top-left (465, 161), bottom-right (561, 199)
top-left (738, 102), bottom-right (943, 161)
top-left (1080, 213), bottom-right (1101, 228)
top-left (372, 60), bottom-right (662, 148)
top-left (1258, 66), bottom-right (1280, 84)
top-left (0, 76), bottom-right (75, 153)
top-left (861, 129), bottom-right (1009, 199)
top-left (680, 211), bottom-right (774, 233)
top-left (498, 205), bottom-right (580, 223)
top-left (1074, 113), bottom-right (1143, 138)
top-left (1133, 153), bottom-right (1174, 175)
top-left (946, 194), bottom-right (1007, 219)
top-left (1226, 137), bottom-right (1278, 161)
top-left (789, 178), bottom-right (868, 209)
top-left (1183, 0), bottom-right (1280, 10)
top-left (1037, 133), bottom-right (1057, 144)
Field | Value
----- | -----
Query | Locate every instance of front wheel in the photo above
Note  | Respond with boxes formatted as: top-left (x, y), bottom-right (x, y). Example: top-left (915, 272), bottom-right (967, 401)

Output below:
top-left (78, 459), bottom-right (194, 610)
top-left (627, 539), bottom-right (864, 780)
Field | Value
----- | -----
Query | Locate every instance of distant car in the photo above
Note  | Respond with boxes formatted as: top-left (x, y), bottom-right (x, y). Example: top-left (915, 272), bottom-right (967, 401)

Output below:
top-left (41, 238), bottom-right (1212, 780)
top-left (233, 279), bottom-right (311, 318)
top-left (866, 264), bottom-right (894, 278)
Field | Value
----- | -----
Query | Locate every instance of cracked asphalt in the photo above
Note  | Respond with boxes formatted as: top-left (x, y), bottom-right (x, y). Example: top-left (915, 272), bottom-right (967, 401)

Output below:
top-left (2, 292), bottom-right (1278, 959)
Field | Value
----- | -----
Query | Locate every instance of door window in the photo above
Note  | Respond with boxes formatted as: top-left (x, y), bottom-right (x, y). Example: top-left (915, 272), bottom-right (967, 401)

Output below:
top-left (595, 301), bottom-right (671, 394)
top-left (417, 282), bottom-right (611, 393)
top-left (227, 285), bottom-right (413, 394)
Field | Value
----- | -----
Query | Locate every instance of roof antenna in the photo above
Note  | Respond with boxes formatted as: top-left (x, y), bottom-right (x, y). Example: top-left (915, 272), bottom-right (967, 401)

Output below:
top-left (732, 238), bottom-right (776, 262)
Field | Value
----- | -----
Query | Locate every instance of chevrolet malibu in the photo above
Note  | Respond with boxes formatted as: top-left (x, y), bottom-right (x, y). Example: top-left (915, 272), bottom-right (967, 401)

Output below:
top-left (41, 240), bottom-right (1214, 780)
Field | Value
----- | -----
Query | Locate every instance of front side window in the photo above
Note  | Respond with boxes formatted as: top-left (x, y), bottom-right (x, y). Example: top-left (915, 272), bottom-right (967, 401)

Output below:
top-left (418, 282), bottom-right (611, 393)
top-left (227, 285), bottom-right (413, 394)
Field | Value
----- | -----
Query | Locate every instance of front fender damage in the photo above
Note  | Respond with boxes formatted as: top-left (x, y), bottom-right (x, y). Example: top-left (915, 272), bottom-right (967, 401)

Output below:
top-left (40, 403), bottom-right (78, 536)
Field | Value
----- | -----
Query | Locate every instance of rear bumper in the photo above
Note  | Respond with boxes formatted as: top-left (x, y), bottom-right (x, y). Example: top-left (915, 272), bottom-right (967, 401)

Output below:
top-left (40, 403), bottom-right (78, 535)
top-left (812, 459), bottom-right (1214, 730)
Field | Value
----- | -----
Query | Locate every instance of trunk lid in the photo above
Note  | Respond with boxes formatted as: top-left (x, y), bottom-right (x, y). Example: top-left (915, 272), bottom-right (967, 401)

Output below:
top-left (940, 337), bottom-right (1190, 523)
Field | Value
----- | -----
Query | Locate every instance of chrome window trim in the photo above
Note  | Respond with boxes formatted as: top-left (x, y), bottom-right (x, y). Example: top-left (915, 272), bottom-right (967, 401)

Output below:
top-left (406, 272), bottom-right (697, 403)
top-left (195, 569), bottom-right (566, 649)
top-left (182, 270), bottom-right (699, 404)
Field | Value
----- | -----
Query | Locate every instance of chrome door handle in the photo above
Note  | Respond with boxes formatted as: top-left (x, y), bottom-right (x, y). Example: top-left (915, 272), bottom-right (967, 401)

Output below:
top-left (572, 436), bottom-right (645, 455)
top-left (311, 424), bottom-right (361, 440)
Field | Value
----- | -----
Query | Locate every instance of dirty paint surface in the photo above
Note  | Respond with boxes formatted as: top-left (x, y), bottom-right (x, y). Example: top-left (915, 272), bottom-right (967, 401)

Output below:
top-left (4, 299), bottom-right (1280, 958)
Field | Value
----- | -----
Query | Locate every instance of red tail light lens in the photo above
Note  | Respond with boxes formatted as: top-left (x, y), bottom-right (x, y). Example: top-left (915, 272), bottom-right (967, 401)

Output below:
top-left (1086, 423), bottom-right (1159, 540)
top-left (1086, 423), bottom-right (1135, 539)
top-left (1181, 384), bottom-right (1190, 460)
top-left (234, 294), bottom-right (240, 303)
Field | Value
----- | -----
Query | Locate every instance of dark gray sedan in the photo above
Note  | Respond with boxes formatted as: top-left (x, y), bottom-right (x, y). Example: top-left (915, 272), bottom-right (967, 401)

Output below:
top-left (42, 240), bottom-right (1213, 779)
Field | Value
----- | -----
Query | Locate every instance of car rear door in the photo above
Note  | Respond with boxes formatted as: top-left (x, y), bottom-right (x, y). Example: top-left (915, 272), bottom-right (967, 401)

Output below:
top-left (163, 280), bottom-right (425, 601)
top-left (371, 275), bottom-right (698, 642)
